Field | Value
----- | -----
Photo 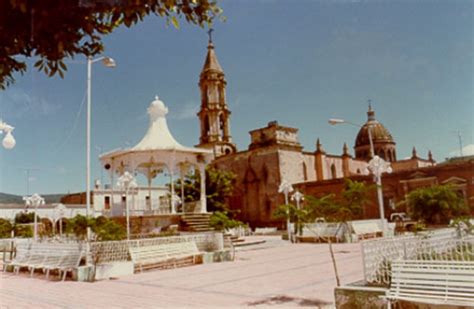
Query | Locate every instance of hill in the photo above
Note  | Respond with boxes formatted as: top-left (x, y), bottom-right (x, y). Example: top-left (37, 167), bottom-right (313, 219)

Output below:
top-left (0, 192), bottom-right (65, 204)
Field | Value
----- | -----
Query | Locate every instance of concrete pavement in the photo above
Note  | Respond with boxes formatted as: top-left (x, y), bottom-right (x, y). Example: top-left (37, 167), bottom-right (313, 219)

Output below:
top-left (0, 236), bottom-right (363, 308)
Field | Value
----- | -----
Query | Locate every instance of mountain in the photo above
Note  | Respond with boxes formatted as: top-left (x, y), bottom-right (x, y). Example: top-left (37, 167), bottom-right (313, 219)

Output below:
top-left (0, 192), bottom-right (65, 204)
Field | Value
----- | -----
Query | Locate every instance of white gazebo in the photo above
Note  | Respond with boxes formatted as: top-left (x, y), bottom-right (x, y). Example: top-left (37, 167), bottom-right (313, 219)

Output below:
top-left (99, 96), bottom-right (213, 215)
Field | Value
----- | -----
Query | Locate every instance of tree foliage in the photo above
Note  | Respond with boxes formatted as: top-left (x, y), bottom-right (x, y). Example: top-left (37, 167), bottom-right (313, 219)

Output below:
top-left (209, 211), bottom-right (244, 231)
top-left (0, 0), bottom-right (223, 89)
top-left (174, 166), bottom-right (236, 213)
top-left (405, 184), bottom-right (468, 225)
top-left (305, 179), bottom-right (374, 223)
top-left (65, 214), bottom-right (126, 240)
top-left (14, 212), bottom-right (37, 224)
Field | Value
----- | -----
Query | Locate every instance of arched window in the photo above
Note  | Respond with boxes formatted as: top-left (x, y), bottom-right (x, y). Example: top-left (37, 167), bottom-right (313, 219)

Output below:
top-left (331, 164), bottom-right (337, 179)
top-left (303, 162), bottom-right (308, 181)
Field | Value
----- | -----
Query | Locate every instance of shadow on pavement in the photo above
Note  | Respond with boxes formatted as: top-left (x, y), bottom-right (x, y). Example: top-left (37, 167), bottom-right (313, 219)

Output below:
top-left (247, 295), bottom-right (331, 307)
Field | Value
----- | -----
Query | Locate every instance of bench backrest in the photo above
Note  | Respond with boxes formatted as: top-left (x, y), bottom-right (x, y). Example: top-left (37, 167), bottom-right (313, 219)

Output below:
top-left (389, 259), bottom-right (474, 305)
top-left (130, 242), bottom-right (199, 263)
top-left (351, 222), bottom-right (381, 235)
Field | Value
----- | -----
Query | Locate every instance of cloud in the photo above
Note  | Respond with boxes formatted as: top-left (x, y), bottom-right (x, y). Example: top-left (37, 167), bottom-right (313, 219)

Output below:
top-left (172, 103), bottom-right (199, 120)
top-left (0, 88), bottom-right (60, 117)
top-left (448, 144), bottom-right (474, 157)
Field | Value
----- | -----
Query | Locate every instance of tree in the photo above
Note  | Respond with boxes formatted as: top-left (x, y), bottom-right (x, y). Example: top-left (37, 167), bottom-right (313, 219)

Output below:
top-left (174, 166), bottom-right (236, 213)
top-left (274, 180), bottom-right (374, 287)
top-left (14, 212), bottom-right (36, 224)
top-left (0, 0), bottom-right (223, 89)
top-left (405, 184), bottom-right (468, 225)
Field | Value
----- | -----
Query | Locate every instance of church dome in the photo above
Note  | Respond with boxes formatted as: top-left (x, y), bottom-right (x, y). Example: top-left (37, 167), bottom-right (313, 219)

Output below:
top-left (354, 105), bottom-right (397, 162)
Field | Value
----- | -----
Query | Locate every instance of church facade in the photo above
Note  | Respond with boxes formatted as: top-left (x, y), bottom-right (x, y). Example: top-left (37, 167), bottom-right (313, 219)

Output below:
top-left (196, 37), bottom-right (474, 228)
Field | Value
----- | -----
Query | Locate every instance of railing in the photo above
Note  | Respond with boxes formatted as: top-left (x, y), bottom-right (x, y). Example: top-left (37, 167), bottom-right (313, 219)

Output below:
top-left (361, 228), bottom-right (473, 286)
top-left (89, 232), bottom-right (224, 264)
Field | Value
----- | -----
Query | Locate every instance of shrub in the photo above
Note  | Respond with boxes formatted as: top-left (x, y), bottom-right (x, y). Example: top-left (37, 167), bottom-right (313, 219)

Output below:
top-left (209, 211), bottom-right (244, 231)
top-left (0, 218), bottom-right (13, 238)
top-left (14, 224), bottom-right (33, 238)
top-left (93, 220), bottom-right (126, 241)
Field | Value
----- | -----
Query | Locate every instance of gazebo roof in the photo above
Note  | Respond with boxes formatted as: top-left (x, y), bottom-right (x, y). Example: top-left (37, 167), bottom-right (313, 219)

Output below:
top-left (100, 96), bottom-right (212, 165)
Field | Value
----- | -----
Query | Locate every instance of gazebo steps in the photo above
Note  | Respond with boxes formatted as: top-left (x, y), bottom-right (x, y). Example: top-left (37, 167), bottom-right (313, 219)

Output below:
top-left (180, 213), bottom-right (213, 232)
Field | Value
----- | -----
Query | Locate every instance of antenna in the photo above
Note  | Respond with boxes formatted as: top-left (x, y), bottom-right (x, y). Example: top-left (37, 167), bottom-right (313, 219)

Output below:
top-left (17, 167), bottom-right (41, 196)
top-left (457, 131), bottom-right (463, 157)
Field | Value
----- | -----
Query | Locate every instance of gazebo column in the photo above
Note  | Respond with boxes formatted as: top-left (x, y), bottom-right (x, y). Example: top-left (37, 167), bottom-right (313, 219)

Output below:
top-left (169, 169), bottom-right (176, 214)
top-left (180, 164), bottom-right (185, 213)
top-left (199, 164), bottom-right (207, 213)
top-left (110, 160), bottom-right (115, 215)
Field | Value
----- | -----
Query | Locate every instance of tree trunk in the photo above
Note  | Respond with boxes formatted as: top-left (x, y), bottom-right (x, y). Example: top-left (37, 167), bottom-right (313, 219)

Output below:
top-left (328, 239), bottom-right (340, 287)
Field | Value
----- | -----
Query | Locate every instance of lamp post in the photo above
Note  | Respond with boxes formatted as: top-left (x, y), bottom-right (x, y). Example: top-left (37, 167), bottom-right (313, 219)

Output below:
top-left (86, 56), bottom-right (116, 227)
top-left (117, 171), bottom-right (137, 240)
top-left (0, 119), bottom-right (16, 149)
top-left (23, 193), bottom-right (45, 240)
top-left (367, 155), bottom-right (392, 236)
top-left (278, 180), bottom-right (294, 242)
top-left (329, 117), bottom-right (391, 235)
top-left (171, 193), bottom-right (182, 214)
top-left (291, 190), bottom-right (304, 240)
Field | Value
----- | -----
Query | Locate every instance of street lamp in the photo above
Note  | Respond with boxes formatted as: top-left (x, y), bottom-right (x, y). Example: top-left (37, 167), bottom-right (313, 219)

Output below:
top-left (367, 155), bottom-right (392, 236)
top-left (23, 193), bottom-right (45, 240)
top-left (328, 118), bottom-right (374, 158)
top-left (0, 119), bottom-right (16, 149)
top-left (291, 190), bottom-right (304, 240)
top-left (329, 116), bottom-right (391, 236)
top-left (278, 180), bottom-right (294, 242)
top-left (86, 56), bottom-right (116, 224)
top-left (117, 171), bottom-right (137, 240)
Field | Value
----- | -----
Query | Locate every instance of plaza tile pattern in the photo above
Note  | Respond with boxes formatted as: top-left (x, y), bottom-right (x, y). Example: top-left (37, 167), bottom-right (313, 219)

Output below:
top-left (0, 236), bottom-right (363, 308)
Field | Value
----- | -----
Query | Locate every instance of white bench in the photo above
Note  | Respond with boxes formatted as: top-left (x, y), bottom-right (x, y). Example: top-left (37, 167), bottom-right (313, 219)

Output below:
top-left (351, 220), bottom-right (383, 241)
top-left (384, 259), bottom-right (474, 308)
top-left (253, 227), bottom-right (277, 235)
top-left (6, 242), bottom-right (83, 281)
top-left (130, 241), bottom-right (201, 273)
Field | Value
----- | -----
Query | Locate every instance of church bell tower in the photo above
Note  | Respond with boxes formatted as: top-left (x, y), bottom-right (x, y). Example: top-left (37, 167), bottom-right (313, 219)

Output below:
top-left (197, 29), bottom-right (236, 158)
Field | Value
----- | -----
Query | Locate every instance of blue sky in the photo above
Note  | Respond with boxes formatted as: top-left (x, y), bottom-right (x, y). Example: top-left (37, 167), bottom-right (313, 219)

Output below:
top-left (1, 0), bottom-right (473, 196)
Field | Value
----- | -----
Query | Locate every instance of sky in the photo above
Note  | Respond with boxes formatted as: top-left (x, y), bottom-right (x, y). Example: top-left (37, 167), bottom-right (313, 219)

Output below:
top-left (1, 0), bottom-right (473, 196)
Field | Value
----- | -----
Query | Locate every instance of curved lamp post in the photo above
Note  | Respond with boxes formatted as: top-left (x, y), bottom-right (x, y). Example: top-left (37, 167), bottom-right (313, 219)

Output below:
top-left (367, 155), bottom-right (392, 236)
top-left (291, 190), bottom-right (304, 240)
top-left (328, 118), bottom-right (374, 158)
top-left (278, 180), bottom-right (294, 242)
top-left (117, 171), bottom-right (137, 240)
top-left (0, 119), bottom-right (16, 149)
top-left (23, 193), bottom-right (45, 240)
top-left (86, 56), bottom-right (116, 226)
top-left (329, 117), bottom-right (392, 236)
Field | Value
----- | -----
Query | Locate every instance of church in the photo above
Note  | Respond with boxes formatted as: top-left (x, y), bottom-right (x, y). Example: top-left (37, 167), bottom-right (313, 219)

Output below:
top-left (196, 35), bottom-right (473, 228)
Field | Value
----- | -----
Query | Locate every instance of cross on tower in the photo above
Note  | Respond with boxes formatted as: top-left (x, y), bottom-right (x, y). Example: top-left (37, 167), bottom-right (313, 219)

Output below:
top-left (207, 28), bottom-right (214, 43)
top-left (368, 99), bottom-right (372, 110)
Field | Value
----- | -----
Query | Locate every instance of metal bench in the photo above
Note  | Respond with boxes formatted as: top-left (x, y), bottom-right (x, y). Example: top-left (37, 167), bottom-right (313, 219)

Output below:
top-left (384, 259), bottom-right (474, 308)
top-left (253, 227), bottom-right (277, 235)
top-left (130, 241), bottom-right (201, 273)
top-left (351, 220), bottom-right (383, 241)
top-left (5, 242), bottom-right (84, 281)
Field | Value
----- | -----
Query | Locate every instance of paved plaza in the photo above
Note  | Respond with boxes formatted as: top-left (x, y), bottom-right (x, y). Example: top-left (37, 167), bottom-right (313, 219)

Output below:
top-left (0, 236), bottom-right (363, 308)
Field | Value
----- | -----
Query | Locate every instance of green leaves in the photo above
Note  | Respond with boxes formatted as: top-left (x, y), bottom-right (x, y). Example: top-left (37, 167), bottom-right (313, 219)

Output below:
top-left (405, 184), bottom-right (468, 225)
top-left (174, 166), bottom-right (236, 213)
top-left (1, 1), bottom-right (223, 89)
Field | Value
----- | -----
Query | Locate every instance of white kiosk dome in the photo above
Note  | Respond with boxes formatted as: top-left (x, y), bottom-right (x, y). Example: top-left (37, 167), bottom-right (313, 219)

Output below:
top-left (132, 96), bottom-right (187, 151)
